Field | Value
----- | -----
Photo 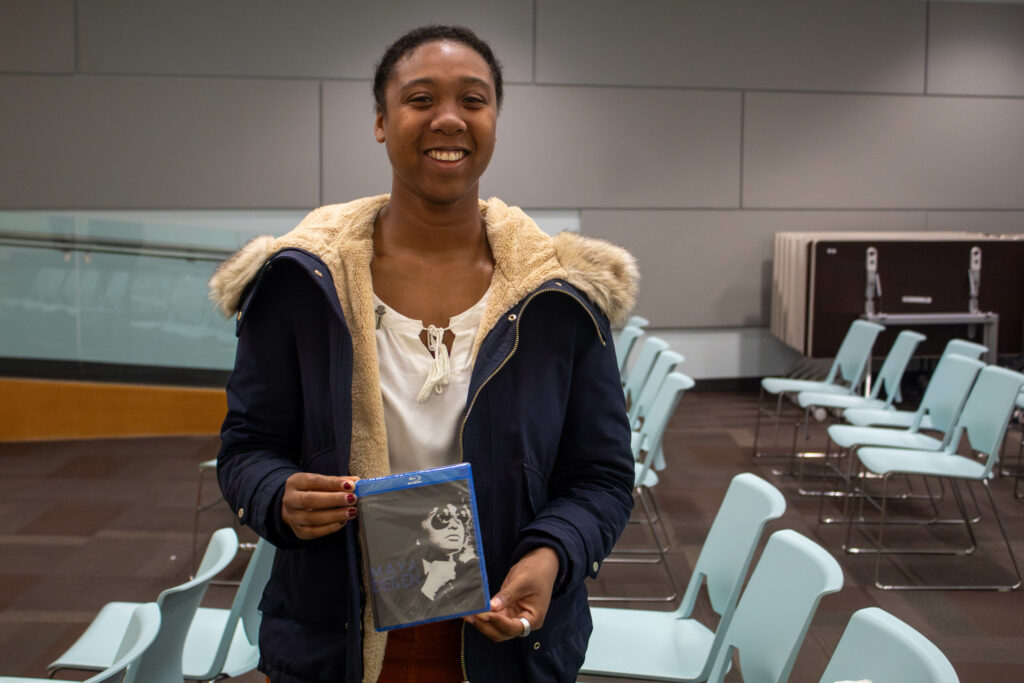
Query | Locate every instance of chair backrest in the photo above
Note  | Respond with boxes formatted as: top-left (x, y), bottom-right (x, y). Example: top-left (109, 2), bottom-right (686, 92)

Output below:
top-left (124, 527), bottom-right (238, 683)
top-left (623, 336), bottom-right (669, 405)
top-left (615, 325), bottom-right (644, 376)
top-left (635, 371), bottom-right (695, 480)
top-left (940, 338), bottom-right (988, 362)
top-left (673, 474), bottom-right (786, 680)
top-left (820, 607), bottom-right (959, 683)
top-left (706, 530), bottom-right (844, 683)
top-left (626, 315), bottom-right (650, 329)
top-left (869, 330), bottom-right (926, 405)
top-left (827, 320), bottom-right (885, 388)
top-left (84, 603), bottom-right (161, 683)
top-left (188, 538), bottom-right (277, 680)
top-left (629, 350), bottom-right (684, 427)
top-left (912, 354), bottom-right (985, 435)
top-left (943, 365), bottom-right (1024, 477)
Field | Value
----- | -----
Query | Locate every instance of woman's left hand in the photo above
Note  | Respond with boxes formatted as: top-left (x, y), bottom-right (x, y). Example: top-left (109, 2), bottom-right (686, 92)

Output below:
top-left (464, 546), bottom-right (559, 642)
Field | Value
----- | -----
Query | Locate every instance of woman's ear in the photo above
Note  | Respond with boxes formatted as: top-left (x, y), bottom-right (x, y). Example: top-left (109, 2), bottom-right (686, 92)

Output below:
top-left (374, 111), bottom-right (386, 143)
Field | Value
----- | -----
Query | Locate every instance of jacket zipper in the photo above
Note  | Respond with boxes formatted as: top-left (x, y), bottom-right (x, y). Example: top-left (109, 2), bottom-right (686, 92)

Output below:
top-left (455, 286), bottom-right (604, 679)
top-left (458, 286), bottom-right (604, 458)
top-left (460, 621), bottom-right (469, 682)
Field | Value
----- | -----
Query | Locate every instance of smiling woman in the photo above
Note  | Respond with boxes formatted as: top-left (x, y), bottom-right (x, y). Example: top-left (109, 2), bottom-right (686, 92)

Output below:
top-left (208, 24), bottom-right (638, 683)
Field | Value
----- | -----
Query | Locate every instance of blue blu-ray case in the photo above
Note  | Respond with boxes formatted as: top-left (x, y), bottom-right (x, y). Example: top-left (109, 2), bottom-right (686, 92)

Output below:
top-left (355, 463), bottom-right (490, 631)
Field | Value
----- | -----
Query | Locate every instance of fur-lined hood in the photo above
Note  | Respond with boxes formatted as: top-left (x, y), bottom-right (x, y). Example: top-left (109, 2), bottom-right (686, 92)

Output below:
top-left (209, 195), bottom-right (638, 330)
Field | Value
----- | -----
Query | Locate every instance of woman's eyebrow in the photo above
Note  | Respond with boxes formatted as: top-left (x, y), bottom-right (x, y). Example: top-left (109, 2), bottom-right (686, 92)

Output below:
top-left (398, 76), bottom-right (492, 91)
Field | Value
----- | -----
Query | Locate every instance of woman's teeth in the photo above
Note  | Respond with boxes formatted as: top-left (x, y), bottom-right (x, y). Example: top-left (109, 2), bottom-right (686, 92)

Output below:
top-left (427, 150), bottom-right (467, 161)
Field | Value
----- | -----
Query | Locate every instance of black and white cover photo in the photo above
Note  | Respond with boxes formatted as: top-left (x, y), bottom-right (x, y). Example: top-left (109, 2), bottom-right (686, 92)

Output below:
top-left (356, 464), bottom-right (489, 631)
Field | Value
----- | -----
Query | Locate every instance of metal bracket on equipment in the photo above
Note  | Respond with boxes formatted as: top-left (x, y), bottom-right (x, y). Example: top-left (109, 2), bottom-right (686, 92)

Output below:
top-left (864, 246), bottom-right (880, 315)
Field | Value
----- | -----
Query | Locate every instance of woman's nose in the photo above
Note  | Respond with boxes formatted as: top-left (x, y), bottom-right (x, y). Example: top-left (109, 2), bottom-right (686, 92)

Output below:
top-left (432, 103), bottom-right (466, 135)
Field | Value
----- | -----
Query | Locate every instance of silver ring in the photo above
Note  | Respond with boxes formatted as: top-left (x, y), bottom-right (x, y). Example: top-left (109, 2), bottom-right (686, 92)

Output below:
top-left (518, 616), bottom-right (531, 638)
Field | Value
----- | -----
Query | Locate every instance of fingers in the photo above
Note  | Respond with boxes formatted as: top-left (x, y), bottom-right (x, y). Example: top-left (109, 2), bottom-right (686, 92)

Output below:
top-left (463, 611), bottom-right (529, 642)
top-left (281, 473), bottom-right (360, 540)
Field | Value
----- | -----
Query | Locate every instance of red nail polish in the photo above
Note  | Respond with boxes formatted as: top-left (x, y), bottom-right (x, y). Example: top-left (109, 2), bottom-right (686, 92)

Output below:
top-left (346, 494), bottom-right (355, 504)
top-left (348, 507), bottom-right (358, 518)
top-left (342, 481), bottom-right (353, 491)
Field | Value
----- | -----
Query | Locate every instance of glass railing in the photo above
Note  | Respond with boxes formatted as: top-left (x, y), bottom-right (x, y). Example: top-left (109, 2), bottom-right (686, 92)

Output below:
top-left (0, 208), bottom-right (579, 384)
top-left (0, 211), bottom-right (305, 379)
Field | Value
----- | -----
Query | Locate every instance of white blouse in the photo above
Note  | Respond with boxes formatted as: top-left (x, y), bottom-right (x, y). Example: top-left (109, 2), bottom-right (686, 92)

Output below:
top-left (373, 288), bottom-right (489, 474)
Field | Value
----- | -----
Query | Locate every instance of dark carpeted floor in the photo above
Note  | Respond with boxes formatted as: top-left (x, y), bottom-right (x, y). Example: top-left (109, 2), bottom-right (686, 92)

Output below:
top-left (2, 389), bottom-right (1023, 681)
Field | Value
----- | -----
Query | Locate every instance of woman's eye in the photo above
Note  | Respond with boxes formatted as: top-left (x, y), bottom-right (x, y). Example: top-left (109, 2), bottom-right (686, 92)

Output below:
top-left (408, 95), bottom-right (432, 105)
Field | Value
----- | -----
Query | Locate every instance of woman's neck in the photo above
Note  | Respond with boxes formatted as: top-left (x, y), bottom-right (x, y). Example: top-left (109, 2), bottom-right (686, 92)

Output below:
top-left (377, 189), bottom-right (485, 255)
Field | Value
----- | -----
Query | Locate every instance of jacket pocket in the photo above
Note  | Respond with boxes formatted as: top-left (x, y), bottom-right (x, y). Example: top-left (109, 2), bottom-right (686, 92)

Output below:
top-left (522, 463), bottom-right (549, 517)
top-left (521, 587), bottom-right (592, 682)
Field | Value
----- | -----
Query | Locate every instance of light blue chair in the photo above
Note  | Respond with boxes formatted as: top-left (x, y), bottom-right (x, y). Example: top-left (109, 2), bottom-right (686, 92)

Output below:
top-left (629, 349), bottom-right (684, 429)
top-left (582, 474), bottom-right (785, 680)
top-left (180, 538), bottom-right (275, 680)
top-left (796, 330), bottom-right (926, 417)
top-left (842, 338), bottom-right (988, 430)
top-left (789, 330), bottom-right (926, 495)
top-left (820, 607), bottom-right (959, 683)
top-left (853, 365), bottom-right (1024, 590)
top-left (629, 349), bottom-right (684, 473)
top-left (596, 372), bottom-right (696, 602)
top-left (823, 355), bottom-right (985, 530)
top-left (704, 530), bottom-right (845, 683)
top-left (753, 320), bottom-right (884, 458)
top-left (48, 527), bottom-right (239, 683)
top-left (623, 336), bottom-right (669, 407)
top-left (615, 325), bottom-right (645, 380)
top-left (829, 354), bottom-right (985, 461)
top-left (0, 603), bottom-right (160, 683)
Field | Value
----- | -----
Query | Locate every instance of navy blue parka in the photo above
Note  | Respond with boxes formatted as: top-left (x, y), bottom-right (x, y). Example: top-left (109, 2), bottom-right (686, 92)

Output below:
top-left (212, 196), bottom-right (636, 682)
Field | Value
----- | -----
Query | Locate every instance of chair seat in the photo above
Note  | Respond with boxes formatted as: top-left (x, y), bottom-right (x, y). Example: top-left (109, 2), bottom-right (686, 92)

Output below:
top-left (50, 601), bottom-right (136, 671)
top-left (634, 462), bottom-right (659, 488)
top-left (761, 378), bottom-right (851, 396)
top-left (857, 448), bottom-right (987, 479)
top-left (796, 392), bottom-right (886, 411)
top-left (827, 425), bottom-right (942, 451)
top-left (49, 604), bottom-right (257, 679)
top-left (581, 608), bottom-right (715, 680)
top-left (842, 408), bottom-right (937, 430)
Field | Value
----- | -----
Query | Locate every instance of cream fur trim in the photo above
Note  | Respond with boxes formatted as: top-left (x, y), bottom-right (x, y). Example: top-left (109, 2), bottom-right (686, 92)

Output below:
top-left (207, 194), bottom-right (638, 681)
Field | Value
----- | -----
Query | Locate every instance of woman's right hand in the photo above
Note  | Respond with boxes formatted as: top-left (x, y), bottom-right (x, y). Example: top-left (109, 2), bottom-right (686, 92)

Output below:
top-left (281, 473), bottom-right (360, 539)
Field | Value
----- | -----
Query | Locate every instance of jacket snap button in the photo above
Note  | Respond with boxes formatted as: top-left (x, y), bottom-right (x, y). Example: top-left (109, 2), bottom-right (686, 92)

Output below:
top-left (555, 281), bottom-right (563, 286)
top-left (508, 314), bottom-right (517, 322)
top-left (237, 507), bottom-right (244, 519)
top-left (533, 642), bottom-right (540, 650)
top-left (314, 269), bottom-right (323, 278)
top-left (592, 561), bottom-right (599, 572)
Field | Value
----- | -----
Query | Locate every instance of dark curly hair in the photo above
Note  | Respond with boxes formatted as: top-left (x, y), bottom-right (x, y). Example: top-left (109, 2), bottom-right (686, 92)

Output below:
top-left (372, 25), bottom-right (504, 114)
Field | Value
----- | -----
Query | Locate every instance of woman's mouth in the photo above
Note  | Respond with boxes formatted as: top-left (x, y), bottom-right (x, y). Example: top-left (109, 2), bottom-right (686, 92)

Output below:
top-left (426, 149), bottom-right (468, 162)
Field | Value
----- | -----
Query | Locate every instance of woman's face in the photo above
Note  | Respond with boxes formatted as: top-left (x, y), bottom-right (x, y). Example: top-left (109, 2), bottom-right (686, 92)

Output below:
top-left (423, 503), bottom-right (467, 553)
top-left (374, 40), bottom-right (498, 207)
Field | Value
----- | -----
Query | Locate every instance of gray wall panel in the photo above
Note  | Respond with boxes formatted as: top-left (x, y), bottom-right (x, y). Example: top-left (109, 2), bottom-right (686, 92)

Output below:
top-left (926, 211), bottom-right (1024, 233)
top-left (536, 0), bottom-right (925, 93)
top-left (77, 0), bottom-right (533, 82)
top-left (321, 81), bottom-right (396, 202)
top-left (323, 84), bottom-right (741, 208)
top-left (929, 3), bottom-right (1024, 97)
top-left (0, 0), bottom-right (74, 73)
top-left (743, 93), bottom-right (1024, 210)
top-left (482, 86), bottom-right (740, 208)
top-left (0, 76), bottom-right (319, 208)
top-left (583, 210), bottom-right (926, 327)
